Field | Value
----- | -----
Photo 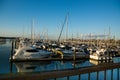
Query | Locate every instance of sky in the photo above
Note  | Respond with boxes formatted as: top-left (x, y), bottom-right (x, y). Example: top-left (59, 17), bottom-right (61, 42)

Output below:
top-left (0, 0), bottom-right (120, 40)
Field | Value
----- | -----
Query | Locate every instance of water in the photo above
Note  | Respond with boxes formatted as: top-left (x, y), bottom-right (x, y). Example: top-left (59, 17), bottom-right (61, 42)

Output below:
top-left (0, 40), bottom-right (12, 74)
top-left (0, 40), bottom-right (120, 80)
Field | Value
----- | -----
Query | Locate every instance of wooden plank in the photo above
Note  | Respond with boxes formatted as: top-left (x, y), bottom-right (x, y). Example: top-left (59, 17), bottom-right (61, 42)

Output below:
top-left (0, 62), bottom-right (120, 80)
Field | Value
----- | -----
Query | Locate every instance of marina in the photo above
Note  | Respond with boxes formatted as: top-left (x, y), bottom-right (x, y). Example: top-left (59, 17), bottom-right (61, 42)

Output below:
top-left (0, 39), bottom-right (120, 80)
top-left (0, 0), bottom-right (120, 80)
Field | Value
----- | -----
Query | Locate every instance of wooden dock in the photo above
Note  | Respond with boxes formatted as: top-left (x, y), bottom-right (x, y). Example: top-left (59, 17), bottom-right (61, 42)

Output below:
top-left (10, 55), bottom-right (89, 62)
top-left (0, 62), bottom-right (120, 80)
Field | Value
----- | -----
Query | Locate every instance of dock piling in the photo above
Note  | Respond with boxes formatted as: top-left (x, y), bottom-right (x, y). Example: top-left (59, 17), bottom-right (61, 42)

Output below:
top-left (73, 48), bottom-right (76, 61)
top-left (10, 41), bottom-right (14, 61)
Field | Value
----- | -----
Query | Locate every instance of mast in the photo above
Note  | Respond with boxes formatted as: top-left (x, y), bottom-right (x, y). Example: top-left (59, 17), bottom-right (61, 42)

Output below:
top-left (58, 14), bottom-right (68, 42)
top-left (31, 19), bottom-right (34, 43)
top-left (108, 26), bottom-right (110, 47)
top-left (66, 13), bottom-right (69, 42)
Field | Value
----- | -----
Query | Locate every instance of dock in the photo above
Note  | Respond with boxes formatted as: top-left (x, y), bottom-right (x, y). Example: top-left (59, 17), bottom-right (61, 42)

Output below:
top-left (10, 55), bottom-right (89, 62)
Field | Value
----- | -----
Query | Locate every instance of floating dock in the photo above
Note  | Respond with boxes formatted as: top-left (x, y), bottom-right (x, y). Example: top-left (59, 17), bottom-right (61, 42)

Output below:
top-left (10, 54), bottom-right (89, 62)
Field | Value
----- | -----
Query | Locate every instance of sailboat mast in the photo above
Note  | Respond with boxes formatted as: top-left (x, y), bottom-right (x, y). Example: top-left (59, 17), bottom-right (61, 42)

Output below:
top-left (58, 14), bottom-right (67, 42)
top-left (108, 26), bottom-right (110, 46)
top-left (31, 19), bottom-right (34, 42)
top-left (66, 13), bottom-right (69, 42)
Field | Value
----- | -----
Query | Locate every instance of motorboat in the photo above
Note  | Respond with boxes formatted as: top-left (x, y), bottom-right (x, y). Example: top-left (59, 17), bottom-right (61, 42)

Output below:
top-left (89, 48), bottom-right (112, 61)
top-left (11, 39), bottom-right (53, 60)
top-left (13, 46), bottom-right (52, 60)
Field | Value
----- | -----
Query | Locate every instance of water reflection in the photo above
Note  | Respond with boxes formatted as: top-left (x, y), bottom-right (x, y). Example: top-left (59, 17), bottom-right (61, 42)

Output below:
top-left (13, 60), bottom-right (95, 73)
top-left (0, 39), bottom-right (6, 45)
top-left (71, 60), bottom-right (86, 68)
top-left (89, 59), bottom-right (113, 65)
top-left (13, 61), bottom-right (51, 72)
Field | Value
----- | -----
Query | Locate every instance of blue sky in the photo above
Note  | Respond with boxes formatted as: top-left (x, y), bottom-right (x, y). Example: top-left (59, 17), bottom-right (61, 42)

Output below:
top-left (0, 0), bottom-right (120, 40)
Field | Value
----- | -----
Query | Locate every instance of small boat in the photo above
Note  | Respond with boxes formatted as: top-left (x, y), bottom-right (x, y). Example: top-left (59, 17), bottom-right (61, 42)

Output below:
top-left (89, 48), bottom-right (112, 61)
top-left (54, 45), bottom-right (88, 59)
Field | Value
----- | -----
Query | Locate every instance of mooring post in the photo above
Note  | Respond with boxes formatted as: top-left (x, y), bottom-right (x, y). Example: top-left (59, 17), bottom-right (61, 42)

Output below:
top-left (73, 48), bottom-right (76, 61)
top-left (10, 40), bottom-right (14, 61)
top-left (10, 40), bottom-right (14, 73)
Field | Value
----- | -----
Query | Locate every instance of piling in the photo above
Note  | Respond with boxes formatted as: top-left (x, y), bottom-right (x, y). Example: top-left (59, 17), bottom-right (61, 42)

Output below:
top-left (10, 40), bottom-right (14, 73)
top-left (10, 41), bottom-right (14, 61)
top-left (73, 48), bottom-right (76, 61)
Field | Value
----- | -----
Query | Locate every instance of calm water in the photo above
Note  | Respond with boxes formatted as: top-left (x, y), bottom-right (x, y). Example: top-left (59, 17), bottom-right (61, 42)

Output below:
top-left (0, 40), bottom-right (120, 80)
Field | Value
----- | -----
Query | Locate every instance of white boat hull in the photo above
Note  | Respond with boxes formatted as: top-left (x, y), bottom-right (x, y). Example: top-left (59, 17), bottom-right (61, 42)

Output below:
top-left (90, 55), bottom-right (112, 61)
top-left (12, 46), bottom-right (51, 60)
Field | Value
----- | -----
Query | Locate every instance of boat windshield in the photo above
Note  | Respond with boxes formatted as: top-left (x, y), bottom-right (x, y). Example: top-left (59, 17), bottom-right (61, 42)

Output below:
top-left (26, 49), bottom-right (39, 52)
